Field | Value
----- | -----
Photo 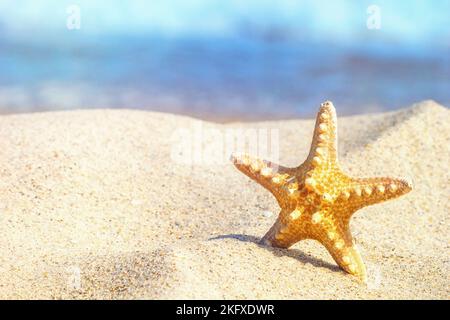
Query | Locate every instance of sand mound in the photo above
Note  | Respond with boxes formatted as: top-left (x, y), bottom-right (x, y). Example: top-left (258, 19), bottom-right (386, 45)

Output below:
top-left (0, 100), bottom-right (448, 299)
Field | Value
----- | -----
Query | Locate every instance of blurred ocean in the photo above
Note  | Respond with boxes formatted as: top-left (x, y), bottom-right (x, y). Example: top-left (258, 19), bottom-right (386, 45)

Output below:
top-left (0, 0), bottom-right (449, 121)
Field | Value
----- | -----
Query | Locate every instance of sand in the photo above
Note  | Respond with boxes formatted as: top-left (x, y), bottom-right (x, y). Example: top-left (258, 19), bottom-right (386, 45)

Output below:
top-left (0, 100), bottom-right (448, 299)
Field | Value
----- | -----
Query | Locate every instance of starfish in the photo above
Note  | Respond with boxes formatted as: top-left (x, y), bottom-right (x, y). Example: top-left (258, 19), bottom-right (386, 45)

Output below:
top-left (230, 101), bottom-right (412, 281)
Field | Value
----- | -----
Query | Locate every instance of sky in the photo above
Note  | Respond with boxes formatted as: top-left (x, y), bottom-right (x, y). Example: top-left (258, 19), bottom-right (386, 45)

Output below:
top-left (0, 0), bottom-right (448, 119)
top-left (0, 0), bottom-right (449, 46)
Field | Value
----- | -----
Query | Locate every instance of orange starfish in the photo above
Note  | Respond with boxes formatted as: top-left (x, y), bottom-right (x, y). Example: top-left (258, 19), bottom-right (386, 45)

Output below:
top-left (231, 101), bottom-right (412, 280)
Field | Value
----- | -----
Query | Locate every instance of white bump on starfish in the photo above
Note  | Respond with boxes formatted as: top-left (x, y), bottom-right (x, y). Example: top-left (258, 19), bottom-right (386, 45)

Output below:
top-left (317, 134), bottom-right (327, 143)
top-left (335, 239), bottom-right (345, 249)
top-left (342, 255), bottom-right (351, 265)
top-left (290, 209), bottom-right (302, 220)
top-left (389, 183), bottom-right (398, 192)
top-left (241, 155), bottom-right (250, 166)
top-left (288, 182), bottom-right (299, 193)
top-left (304, 177), bottom-right (316, 190)
top-left (320, 112), bottom-right (329, 120)
top-left (315, 147), bottom-right (325, 156)
top-left (260, 167), bottom-right (273, 177)
top-left (311, 212), bottom-right (323, 224)
top-left (250, 160), bottom-right (261, 172)
top-left (363, 186), bottom-right (372, 196)
top-left (340, 190), bottom-right (351, 200)
top-left (348, 264), bottom-right (357, 273)
top-left (312, 156), bottom-right (322, 167)
top-left (322, 193), bottom-right (333, 203)
top-left (327, 231), bottom-right (336, 240)
top-left (319, 123), bottom-right (328, 133)
top-left (272, 175), bottom-right (283, 184)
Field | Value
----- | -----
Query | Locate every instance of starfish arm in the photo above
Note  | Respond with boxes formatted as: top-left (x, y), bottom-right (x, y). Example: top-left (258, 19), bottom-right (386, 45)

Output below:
top-left (306, 101), bottom-right (339, 166)
top-left (260, 208), bottom-right (307, 248)
top-left (338, 177), bottom-right (413, 215)
top-left (230, 152), bottom-right (297, 203)
top-left (315, 221), bottom-right (367, 280)
top-left (321, 234), bottom-right (367, 281)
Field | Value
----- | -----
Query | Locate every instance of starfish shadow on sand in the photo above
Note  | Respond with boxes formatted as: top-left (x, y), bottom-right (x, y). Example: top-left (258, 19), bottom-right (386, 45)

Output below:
top-left (209, 234), bottom-right (341, 274)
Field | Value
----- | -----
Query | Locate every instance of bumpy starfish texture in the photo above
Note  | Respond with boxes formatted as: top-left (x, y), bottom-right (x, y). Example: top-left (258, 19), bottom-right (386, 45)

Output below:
top-left (231, 101), bottom-right (412, 281)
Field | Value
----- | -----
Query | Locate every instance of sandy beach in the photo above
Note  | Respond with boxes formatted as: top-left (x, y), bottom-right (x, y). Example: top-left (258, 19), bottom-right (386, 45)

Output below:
top-left (0, 100), bottom-right (448, 299)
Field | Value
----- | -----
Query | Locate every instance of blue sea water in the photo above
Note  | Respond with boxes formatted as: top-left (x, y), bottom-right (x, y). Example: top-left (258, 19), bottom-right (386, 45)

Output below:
top-left (0, 0), bottom-right (449, 120)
